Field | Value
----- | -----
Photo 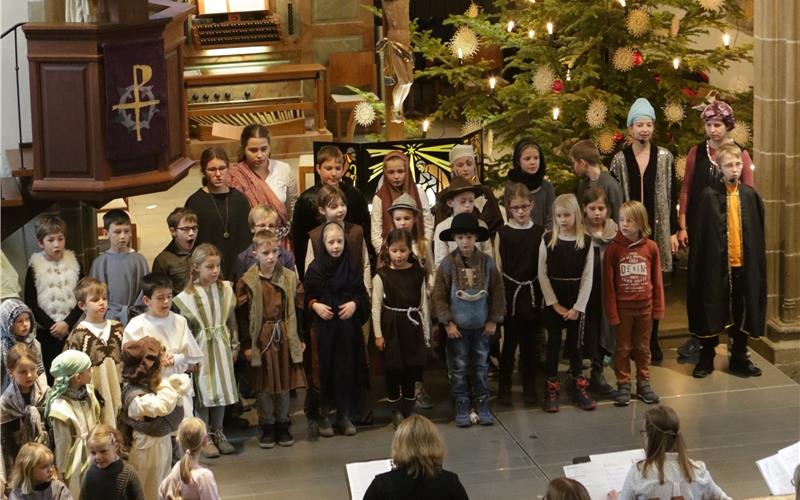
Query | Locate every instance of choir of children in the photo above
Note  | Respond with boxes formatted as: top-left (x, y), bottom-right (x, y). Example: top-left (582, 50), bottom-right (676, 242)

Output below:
top-left (0, 121), bottom-right (767, 499)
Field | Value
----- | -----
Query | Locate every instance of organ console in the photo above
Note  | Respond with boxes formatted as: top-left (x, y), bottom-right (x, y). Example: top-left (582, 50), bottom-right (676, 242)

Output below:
top-left (183, 0), bottom-right (375, 158)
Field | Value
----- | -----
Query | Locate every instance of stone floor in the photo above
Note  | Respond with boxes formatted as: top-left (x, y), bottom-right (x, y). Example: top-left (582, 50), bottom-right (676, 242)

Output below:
top-left (200, 344), bottom-right (798, 500)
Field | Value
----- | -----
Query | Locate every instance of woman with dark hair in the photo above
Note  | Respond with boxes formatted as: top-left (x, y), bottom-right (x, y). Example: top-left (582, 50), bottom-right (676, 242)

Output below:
top-left (185, 147), bottom-right (251, 280)
top-left (505, 138), bottom-right (556, 230)
top-left (364, 415), bottom-right (468, 500)
top-left (227, 125), bottom-right (298, 239)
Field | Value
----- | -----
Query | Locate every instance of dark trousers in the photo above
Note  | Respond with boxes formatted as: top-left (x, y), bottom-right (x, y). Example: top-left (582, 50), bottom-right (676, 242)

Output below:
top-left (545, 309), bottom-right (584, 378)
top-left (385, 366), bottom-right (422, 400)
top-left (499, 316), bottom-right (540, 394)
top-left (38, 329), bottom-right (64, 386)
top-left (700, 267), bottom-right (748, 359)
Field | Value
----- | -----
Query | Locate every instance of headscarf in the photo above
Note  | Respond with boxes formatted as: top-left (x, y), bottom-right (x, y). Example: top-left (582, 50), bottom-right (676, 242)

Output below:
top-left (0, 376), bottom-right (48, 444)
top-left (304, 222), bottom-right (362, 309)
top-left (0, 299), bottom-right (36, 356)
top-left (44, 350), bottom-right (91, 418)
top-left (121, 336), bottom-right (163, 386)
top-left (448, 144), bottom-right (476, 165)
top-left (376, 151), bottom-right (424, 242)
top-left (700, 100), bottom-right (736, 130)
top-left (627, 97), bottom-right (656, 126)
top-left (508, 138), bottom-right (548, 191)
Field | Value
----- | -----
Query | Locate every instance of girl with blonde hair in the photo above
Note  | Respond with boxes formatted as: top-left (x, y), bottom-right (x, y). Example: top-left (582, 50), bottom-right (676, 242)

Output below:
top-left (538, 194), bottom-right (595, 413)
top-left (8, 443), bottom-right (70, 500)
top-left (364, 415), bottom-right (468, 499)
top-left (81, 424), bottom-right (145, 500)
top-left (158, 417), bottom-right (221, 500)
top-left (174, 244), bottom-right (239, 458)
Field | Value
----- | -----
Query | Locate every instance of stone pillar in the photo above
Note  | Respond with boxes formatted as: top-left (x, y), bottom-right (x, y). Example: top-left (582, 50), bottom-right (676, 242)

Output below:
top-left (751, 1), bottom-right (800, 380)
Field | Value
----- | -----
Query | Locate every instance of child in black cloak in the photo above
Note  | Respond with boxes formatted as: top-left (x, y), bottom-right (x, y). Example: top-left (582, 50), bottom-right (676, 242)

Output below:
top-left (303, 222), bottom-right (369, 437)
top-left (505, 138), bottom-right (556, 230)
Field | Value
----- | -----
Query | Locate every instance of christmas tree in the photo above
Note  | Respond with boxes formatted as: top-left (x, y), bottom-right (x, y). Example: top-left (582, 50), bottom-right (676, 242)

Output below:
top-left (412, 0), bottom-right (753, 191)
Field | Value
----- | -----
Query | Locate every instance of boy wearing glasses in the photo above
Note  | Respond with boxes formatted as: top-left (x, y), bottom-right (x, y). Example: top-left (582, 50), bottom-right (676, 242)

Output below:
top-left (688, 143), bottom-right (766, 379)
top-left (152, 207), bottom-right (199, 295)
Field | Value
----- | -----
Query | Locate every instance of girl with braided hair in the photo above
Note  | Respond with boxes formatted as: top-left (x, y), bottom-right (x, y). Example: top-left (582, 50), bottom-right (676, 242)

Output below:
top-left (615, 406), bottom-right (730, 499)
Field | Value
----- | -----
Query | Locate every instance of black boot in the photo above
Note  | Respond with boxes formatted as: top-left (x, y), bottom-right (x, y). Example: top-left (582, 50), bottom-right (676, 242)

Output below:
top-left (258, 424), bottom-right (276, 449)
top-left (693, 339), bottom-right (716, 378)
top-left (729, 331), bottom-right (762, 377)
top-left (276, 422), bottom-right (294, 447)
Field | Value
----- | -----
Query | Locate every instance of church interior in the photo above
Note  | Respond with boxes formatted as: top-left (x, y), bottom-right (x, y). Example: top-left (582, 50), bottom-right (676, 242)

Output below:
top-left (1, 0), bottom-right (799, 498)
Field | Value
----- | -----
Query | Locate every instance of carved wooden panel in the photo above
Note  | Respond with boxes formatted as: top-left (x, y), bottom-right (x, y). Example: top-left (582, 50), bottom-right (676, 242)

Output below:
top-left (40, 64), bottom-right (92, 178)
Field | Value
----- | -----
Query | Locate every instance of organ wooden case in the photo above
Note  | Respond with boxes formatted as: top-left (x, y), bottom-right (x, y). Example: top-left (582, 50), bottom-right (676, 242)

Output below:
top-left (184, 0), bottom-right (375, 159)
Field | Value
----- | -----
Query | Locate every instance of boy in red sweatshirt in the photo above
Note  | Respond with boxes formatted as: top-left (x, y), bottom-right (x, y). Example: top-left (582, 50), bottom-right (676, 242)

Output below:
top-left (603, 201), bottom-right (664, 407)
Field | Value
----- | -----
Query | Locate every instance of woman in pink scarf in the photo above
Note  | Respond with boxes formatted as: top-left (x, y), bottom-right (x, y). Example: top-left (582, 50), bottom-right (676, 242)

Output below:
top-left (228, 125), bottom-right (298, 242)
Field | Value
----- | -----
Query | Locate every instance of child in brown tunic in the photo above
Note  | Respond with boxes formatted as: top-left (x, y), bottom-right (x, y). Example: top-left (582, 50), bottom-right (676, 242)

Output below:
top-left (236, 230), bottom-right (306, 450)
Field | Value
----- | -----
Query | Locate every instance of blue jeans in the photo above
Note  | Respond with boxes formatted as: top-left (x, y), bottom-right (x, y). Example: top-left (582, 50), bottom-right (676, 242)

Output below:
top-left (446, 327), bottom-right (491, 401)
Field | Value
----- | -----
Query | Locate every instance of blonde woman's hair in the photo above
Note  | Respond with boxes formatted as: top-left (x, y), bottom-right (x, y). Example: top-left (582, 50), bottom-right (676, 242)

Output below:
top-left (544, 477), bottom-right (591, 500)
top-left (715, 143), bottom-right (742, 164)
top-left (10, 443), bottom-right (55, 494)
top-left (640, 406), bottom-right (698, 484)
top-left (178, 417), bottom-right (207, 485)
top-left (185, 243), bottom-right (222, 292)
top-left (390, 415), bottom-right (445, 479)
top-left (87, 423), bottom-right (122, 454)
top-left (248, 204), bottom-right (278, 230)
top-left (548, 194), bottom-right (586, 250)
top-left (619, 200), bottom-right (652, 239)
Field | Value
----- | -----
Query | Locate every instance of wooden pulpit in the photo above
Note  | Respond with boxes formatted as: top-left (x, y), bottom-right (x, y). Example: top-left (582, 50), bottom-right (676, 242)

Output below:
top-left (22, 0), bottom-right (195, 201)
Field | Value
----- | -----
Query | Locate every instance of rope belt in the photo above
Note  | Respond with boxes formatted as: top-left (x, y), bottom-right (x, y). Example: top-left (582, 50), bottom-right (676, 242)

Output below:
top-left (260, 320), bottom-right (283, 355)
top-left (503, 272), bottom-right (538, 316)
top-left (383, 305), bottom-right (422, 326)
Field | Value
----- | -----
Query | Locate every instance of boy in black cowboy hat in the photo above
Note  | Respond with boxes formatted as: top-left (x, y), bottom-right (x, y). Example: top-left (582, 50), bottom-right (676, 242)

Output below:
top-left (432, 213), bottom-right (505, 427)
top-left (433, 176), bottom-right (496, 269)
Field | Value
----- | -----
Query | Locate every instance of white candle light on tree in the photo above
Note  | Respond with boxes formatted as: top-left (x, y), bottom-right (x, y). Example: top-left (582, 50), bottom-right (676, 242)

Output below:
top-left (552, 107), bottom-right (560, 120)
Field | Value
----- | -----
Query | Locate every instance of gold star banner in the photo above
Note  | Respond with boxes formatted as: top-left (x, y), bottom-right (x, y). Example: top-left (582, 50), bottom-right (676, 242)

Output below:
top-left (313, 130), bottom-right (484, 200)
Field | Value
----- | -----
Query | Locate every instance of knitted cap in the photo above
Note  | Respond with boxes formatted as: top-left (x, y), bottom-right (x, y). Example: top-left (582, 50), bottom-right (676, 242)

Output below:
top-left (0, 298), bottom-right (35, 347)
top-left (387, 193), bottom-right (420, 214)
top-left (627, 98), bottom-right (656, 127)
top-left (121, 336), bottom-right (163, 384)
top-left (700, 100), bottom-right (735, 129)
top-left (449, 144), bottom-right (476, 164)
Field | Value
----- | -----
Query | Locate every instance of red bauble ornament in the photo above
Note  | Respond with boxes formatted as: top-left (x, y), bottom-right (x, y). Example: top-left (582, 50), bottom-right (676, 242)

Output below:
top-left (614, 132), bottom-right (624, 142)
top-left (551, 79), bottom-right (564, 93)
top-left (681, 87), bottom-right (698, 98)
top-left (653, 73), bottom-right (662, 84)
top-left (632, 50), bottom-right (644, 66)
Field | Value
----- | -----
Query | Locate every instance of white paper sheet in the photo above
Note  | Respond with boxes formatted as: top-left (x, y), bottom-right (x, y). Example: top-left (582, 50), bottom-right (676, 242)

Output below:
top-left (777, 441), bottom-right (800, 473)
top-left (346, 459), bottom-right (393, 500)
top-left (756, 454), bottom-right (795, 496)
top-left (590, 449), bottom-right (645, 493)
top-left (564, 462), bottom-right (611, 500)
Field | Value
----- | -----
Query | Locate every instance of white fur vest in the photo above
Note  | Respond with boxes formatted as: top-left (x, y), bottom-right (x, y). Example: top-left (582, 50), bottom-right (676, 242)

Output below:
top-left (29, 250), bottom-right (80, 321)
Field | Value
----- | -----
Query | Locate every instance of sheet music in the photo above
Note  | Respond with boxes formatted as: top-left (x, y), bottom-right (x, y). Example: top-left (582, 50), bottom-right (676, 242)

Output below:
top-left (564, 462), bottom-right (611, 500)
top-left (756, 441), bottom-right (800, 496)
top-left (756, 455), bottom-right (794, 496)
top-left (346, 459), bottom-right (393, 500)
top-left (589, 449), bottom-right (645, 492)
